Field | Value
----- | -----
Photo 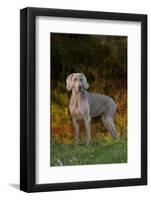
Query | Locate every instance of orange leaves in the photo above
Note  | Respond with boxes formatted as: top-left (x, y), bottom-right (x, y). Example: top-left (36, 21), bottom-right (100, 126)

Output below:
top-left (51, 125), bottom-right (74, 136)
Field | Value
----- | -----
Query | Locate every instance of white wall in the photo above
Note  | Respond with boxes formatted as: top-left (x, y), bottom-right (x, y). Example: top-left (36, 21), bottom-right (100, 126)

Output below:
top-left (0, 0), bottom-right (150, 199)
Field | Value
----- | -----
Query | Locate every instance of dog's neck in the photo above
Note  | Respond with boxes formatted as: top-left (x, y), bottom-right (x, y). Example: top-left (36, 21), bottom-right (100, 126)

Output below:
top-left (72, 88), bottom-right (85, 96)
top-left (70, 89), bottom-right (86, 107)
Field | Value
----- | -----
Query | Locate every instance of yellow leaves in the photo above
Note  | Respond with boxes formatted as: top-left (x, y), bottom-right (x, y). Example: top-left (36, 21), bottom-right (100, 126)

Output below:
top-left (115, 112), bottom-right (127, 137)
top-left (65, 107), bottom-right (68, 116)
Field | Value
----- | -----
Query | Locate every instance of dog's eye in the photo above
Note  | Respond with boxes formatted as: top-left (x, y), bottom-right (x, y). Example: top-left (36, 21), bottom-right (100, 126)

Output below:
top-left (73, 78), bottom-right (77, 81)
top-left (80, 78), bottom-right (82, 81)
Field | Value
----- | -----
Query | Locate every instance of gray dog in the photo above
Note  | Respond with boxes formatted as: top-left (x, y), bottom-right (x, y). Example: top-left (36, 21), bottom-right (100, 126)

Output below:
top-left (66, 73), bottom-right (119, 145)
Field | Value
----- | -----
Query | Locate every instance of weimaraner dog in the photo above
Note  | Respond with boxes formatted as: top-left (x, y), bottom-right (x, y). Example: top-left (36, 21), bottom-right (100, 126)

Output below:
top-left (66, 73), bottom-right (119, 145)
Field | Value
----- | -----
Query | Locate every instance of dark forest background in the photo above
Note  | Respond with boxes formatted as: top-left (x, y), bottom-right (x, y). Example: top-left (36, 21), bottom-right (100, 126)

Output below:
top-left (51, 33), bottom-right (127, 90)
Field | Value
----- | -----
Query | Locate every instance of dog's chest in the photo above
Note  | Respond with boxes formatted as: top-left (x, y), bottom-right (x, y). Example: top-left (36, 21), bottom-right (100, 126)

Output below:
top-left (69, 93), bottom-right (88, 119)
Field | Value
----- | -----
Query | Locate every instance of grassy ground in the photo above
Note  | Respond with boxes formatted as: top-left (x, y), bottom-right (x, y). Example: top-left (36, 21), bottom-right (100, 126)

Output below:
top-left (50, 138), bottom-right (127, 166)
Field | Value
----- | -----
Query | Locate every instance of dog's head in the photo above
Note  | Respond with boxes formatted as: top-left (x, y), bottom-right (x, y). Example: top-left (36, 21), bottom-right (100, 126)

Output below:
top-left (66, 73), bottom-right (89, 92)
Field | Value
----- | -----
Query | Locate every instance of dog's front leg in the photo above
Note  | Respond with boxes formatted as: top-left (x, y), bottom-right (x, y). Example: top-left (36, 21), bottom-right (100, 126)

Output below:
top-left (73, 119), bottom-right (80, 145)
top-left (84, 117), bottom-right (91, 145)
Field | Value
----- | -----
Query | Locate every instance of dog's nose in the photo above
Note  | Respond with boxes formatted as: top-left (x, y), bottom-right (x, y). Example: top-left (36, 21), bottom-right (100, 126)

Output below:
top-left (78, 85), bottom-right (82, 90)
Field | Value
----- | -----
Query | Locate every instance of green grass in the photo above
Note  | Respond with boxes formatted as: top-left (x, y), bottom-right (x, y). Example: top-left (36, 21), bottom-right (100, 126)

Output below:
top-left (50, 138), bottom-right (127, 166)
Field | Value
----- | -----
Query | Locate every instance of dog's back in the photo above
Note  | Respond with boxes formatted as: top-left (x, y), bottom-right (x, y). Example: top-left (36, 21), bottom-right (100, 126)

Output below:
top-left (87, 92), bottom-right (117, 118)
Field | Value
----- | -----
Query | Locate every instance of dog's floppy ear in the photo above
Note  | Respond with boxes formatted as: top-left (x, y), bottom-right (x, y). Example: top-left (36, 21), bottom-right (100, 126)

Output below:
top-left (66, 74), bottom-right (73, 91)
top-left (81, 73), bottom-right (89, 89)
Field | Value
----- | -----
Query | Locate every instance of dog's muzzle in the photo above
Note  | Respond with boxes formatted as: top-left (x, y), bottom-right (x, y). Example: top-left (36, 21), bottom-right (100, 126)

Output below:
top-left (78, 85), bottom-right (82, 91)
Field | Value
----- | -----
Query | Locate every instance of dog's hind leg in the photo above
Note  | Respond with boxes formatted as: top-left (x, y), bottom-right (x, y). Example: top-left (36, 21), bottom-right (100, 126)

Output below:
top-left (102, 114), bottom-right (119, 140)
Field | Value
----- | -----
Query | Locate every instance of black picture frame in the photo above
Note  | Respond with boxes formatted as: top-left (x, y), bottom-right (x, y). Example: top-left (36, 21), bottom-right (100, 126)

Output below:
top-left (20, 7), bottom-right (147, 192)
